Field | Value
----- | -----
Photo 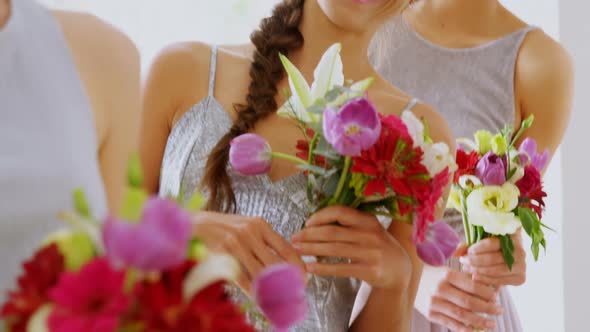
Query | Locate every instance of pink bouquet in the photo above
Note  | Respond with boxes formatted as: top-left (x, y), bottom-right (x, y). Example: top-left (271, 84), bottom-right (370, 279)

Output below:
top-left (450, 115), bottom-right (550, 269)
top-left (1, 156), bottom-right (307, 332)
top-left (229, 43), bottom-right (460, 265)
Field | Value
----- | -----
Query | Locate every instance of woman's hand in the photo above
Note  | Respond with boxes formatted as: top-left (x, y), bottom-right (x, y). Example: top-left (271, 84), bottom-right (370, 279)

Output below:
top-left (460, 231), bottom-right (527, 287)
top-left (291, 206), bottom-right (411, 290)
top-left (193, 211), bottom-right (305, 290)
top-left (424, 268), bottom-right (503, 332)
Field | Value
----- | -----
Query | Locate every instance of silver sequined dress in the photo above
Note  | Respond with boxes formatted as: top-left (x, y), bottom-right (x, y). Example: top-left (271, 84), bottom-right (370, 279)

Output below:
top-left (158, 46), bottom-right (363, 332)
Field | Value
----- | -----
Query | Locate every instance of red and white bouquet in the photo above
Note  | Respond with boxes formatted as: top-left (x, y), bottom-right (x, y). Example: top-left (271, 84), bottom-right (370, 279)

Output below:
top-left (229, 44), bottom-right (459, 265)
top-left (1, 157), bottom-right (307, 332)
top-left (449, 116), bottom-right (550, 269)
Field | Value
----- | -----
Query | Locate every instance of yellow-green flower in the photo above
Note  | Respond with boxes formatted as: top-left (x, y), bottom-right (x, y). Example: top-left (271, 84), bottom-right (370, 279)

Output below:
top-left (447, 187), bottom-right (462, 211)
top-left (474, 130), bottom-right (493, 154)
top-left (491, 134), bottom-right (508, 155)
top-left (466, 183), bottom-right (521, 235)
top-left (43, 230), bottom-right (95, 271)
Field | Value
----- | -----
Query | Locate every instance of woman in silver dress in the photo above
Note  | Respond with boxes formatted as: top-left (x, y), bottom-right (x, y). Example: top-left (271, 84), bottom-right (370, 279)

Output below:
top-left (370, 0), bottom-right (574, 331)
top-left (141, 0), bottom-right (456, 330)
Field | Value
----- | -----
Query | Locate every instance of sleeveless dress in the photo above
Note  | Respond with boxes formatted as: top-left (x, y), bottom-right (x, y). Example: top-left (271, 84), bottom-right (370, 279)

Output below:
top-left (0, 0), bottom-right (107, 302)
top-left (159, 46), bottom-right (419, 331)
top-left (369, 14), bottom-right (535, 332)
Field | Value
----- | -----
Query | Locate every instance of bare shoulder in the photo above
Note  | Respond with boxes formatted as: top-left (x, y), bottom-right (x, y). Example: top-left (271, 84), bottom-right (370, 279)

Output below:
top-left (51, 11), bottom-right (141, 144)
top-left (371, 86), bottom-right (454, 147)
top-left (517, 29), bottom-right (574, 86)
top-left (147, 41), bottom-right (213, 103)
top-left (52, 11), bottom-right (139, 72)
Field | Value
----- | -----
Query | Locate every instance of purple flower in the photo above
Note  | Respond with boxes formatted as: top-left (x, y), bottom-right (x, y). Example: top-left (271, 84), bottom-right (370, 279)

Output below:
top-left (519, 137), bottom-right (550, 172)
top-left (253, 264), bottom-right (308, 331)
top-left (416, 221), bottom-right (460, 266)
top-left (103, 197), bottom-right (192, 271)
top-left (475, 152), bottom-right (506, 186)
top-left (229, 133), bottom-right (273, 175)
top-left (323, 97), bottom-right (381, 156)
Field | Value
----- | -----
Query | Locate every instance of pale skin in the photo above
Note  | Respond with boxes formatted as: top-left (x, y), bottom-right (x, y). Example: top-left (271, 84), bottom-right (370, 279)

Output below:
top-left (395, 0), bottom-right (574, 330)
top-left (0, 0), bottom-right (141, 211)
top-left (141, 0), bottom-right (454, 330)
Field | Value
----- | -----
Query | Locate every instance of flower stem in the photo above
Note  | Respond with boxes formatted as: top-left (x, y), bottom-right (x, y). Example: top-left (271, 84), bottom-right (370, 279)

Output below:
top-left (271, 152), bottom-right (309, 165)
top-left (330, 156), bottom-right (352, 205)
top-left (459, 190), bottom-right (473, 246)
top-left (307, 133), bottom-right (320, 196)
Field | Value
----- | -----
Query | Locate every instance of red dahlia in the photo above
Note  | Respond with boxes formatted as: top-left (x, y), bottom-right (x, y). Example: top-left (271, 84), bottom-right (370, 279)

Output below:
top-left (137, 261), bottom-right (253, 332)
top-left (352, 114), bottom-right (430, 213)
top-left (1, 244), bottom-right (65, 332)
top-left (454, 149), bottom-right (480, 183)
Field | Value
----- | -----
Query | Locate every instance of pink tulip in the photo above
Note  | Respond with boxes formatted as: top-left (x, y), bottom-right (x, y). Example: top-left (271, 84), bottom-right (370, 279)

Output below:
top-left (253, 264), bottom-right (308, 331)
top-left (323, 97), bottom-right (381, 156)
top-left (103, 198), bottom-right (191, 271)
top-left (416, 221), bottom-right (460, 266)
top-left (229, 133), bottom-right (273, 175)
top-left (519, 138), bottom-right (550, 172)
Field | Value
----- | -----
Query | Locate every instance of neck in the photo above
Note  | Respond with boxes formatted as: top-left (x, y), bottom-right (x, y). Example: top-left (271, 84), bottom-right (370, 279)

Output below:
top-left (0, 0), bottom-right (10, 30)
top-left (421, 0), bottom-right (501, 30)
top-left (290, 1), bottom-right (378, 82)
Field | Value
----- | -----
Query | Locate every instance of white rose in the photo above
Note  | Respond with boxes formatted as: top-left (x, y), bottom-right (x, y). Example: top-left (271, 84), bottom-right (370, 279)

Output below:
top-left (422, 142), bottom-right (457, 176)
top-left (401, 110), bottom-right (425, 148)
top-left (466, 183), bottom-right (522, 235)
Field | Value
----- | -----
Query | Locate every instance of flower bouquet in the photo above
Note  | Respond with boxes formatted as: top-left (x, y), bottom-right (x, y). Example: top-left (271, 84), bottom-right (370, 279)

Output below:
top-left (449, 115), bottom-right (550, 269)
top-left (229, 43), bottom-right (459, 265)
top-left (1, 156), bottom-right (307, 332)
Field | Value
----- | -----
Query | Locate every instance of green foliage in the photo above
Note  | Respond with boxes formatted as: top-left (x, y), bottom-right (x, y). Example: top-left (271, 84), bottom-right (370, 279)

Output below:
top-left (73, 188), bottom-right (92, 218)
top-left (518, 207), bottom-right (547, 261)
top-left (119, 188), bottom-right (148, 222)
top-left (127, 153), bottom-right (143, 188)
top-left (500, 235), bottom-right (515, 271)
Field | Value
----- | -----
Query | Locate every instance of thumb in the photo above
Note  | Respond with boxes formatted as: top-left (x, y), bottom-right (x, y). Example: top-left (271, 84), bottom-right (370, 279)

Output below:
top-left (453, 243), bottom-right (469, 257)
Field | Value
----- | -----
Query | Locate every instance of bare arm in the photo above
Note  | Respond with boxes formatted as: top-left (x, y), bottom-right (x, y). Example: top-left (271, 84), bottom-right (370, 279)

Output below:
top-left (514, 31), bottom-right (574, 160)
top-left (351, 104), bottom-right (455, 332)
top-left (53, 12), bottom-right (141, 212)
top-left (140, 42), bottom-right (211, 193)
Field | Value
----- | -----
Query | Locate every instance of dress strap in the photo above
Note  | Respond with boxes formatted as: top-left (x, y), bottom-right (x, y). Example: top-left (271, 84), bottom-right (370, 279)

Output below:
top-left (403, 98), bottom-right (419, 112)
top-left (208, 45), bottom-right (218, 97)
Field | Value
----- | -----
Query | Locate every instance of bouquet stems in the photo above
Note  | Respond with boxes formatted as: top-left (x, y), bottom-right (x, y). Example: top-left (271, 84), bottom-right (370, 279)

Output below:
top-left (329, 156), bottom-right (352, 205)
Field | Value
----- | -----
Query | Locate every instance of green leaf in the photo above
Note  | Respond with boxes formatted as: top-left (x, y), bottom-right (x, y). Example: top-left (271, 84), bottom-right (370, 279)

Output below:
top-left (127, 153), bottom-right (144, 188)
top-left (185, 193), bottom-right (205, 213)
top-left (518, 207), bottom-right (536, 237)
top-left (119, 187), bottom-right (148, 222)
top-left (297, 164), bottom-right (330, 176)
top-left (73, 188), bottom-right (92, 218)
top-left (500, 235), bottom-right (515, 271)
top-left (279, 53), bottom-right (313, 108)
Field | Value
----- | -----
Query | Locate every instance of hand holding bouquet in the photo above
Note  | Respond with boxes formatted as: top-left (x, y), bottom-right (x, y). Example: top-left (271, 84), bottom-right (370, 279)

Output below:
top-left (1, 156), bottom-right (308, 332)
top-left (229, 43), bottom-right (460, 265)
top-left (449, 115), bottom-right (550, 269)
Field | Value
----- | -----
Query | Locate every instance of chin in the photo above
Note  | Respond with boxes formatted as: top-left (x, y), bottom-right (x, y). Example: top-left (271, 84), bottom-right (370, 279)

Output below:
top-left (317, 0), bottom-right (406, 32)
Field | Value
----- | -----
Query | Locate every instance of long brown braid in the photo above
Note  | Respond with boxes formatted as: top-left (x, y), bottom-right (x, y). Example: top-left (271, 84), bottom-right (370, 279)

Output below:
top-left (201, 0), bottom-right (306, 212)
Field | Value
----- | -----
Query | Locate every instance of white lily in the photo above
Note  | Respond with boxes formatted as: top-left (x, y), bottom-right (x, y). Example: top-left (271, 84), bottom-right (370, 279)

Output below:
top-left (183, 253), bottom-right (240, 301)
top-left (277, 43), bottom-right (344, 123)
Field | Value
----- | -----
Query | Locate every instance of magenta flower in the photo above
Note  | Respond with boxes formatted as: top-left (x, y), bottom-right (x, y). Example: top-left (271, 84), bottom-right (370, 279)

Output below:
top-left (253, 264), bottom-right (308, 331)
top-left (416, 221), bottom-right (460, 266)
top-left (229, 133), bottom-right (273, 175)
top-left (323, 97), bottom-right (381, 156)
top-left (519, 138), bottom-right (550, 172)
top-left (475, 152), bottom-right (506, 186)
top-left (48, 258), bottom-right (130, 332)
top-left (103, 197), bottom-right (192, 271)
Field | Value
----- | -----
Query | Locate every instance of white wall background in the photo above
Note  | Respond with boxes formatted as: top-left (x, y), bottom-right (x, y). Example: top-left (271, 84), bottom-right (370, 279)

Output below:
top-left (40, 0), bottom-right (581, 331)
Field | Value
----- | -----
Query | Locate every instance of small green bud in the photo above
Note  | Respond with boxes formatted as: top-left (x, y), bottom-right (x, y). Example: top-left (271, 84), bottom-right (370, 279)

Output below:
top-left (474, 130), bottom-right (493, 154)
top-left (491, 134), bottom-right (508, 155)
